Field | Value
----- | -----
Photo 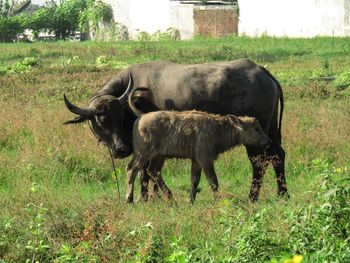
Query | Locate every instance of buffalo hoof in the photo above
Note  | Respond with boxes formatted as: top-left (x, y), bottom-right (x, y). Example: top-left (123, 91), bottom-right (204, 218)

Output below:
top-left (248, 194), bottom-right (259, 203)
top-left (278, 191), bottom-right (290, 200)
top-left (136, 194), bottom-right (148, 203)
top-left (125, 196), bottom-right (134, 204)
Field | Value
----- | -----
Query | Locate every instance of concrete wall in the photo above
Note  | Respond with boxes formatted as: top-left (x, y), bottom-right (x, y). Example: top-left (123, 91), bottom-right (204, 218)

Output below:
top-left (169, 2), bottom-right (194, 39)
top-left (239, 0), bottom-right (350, 37)
top-left (107, 1), bottom-right (237, 40)
top-left (105, 0), bottom-right (170, 36)
top-left (106, 0), bottom-right (350, 39)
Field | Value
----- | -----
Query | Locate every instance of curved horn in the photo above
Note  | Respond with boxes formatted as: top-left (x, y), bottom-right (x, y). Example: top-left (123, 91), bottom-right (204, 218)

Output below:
top-left (64, 94), bottom-right (99, 116)
top-left (117, 73), bottom-right (133, 101)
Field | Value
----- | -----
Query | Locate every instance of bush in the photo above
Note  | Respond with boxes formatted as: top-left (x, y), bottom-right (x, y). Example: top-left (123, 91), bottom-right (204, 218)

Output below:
top-left (333, 71), bottom-right (350, 90)
top-left (95, 55), bottom-right (109, 67)
top-left (135, 28), bottom-right (180, 41)
top-left (9, 57), bottom-right (41, 74)
top-left (287, 170), bottom-right (350, 262)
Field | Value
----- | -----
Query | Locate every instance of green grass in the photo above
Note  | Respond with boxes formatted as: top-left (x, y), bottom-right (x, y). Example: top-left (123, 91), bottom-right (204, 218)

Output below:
top-left (0, 36), bottom-right (349, 262)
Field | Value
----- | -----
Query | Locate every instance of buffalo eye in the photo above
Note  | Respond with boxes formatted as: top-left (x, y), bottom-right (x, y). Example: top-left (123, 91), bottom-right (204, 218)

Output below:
top-left (99, 115), bottom-right (108, 125)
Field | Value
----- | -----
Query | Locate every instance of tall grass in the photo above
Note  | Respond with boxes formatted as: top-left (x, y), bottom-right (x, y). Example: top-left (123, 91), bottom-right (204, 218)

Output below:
top-left (0, 37), bottom-right (349, 262)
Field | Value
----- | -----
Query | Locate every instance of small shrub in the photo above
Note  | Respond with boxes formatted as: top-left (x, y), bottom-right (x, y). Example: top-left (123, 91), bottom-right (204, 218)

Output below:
top-left (23, 202), bottom-right (52, 262)
top-left (9, 57), bottom-right (40, 74)
top-left (62, 55), bottom-right (79, 67)
top-left (166, 236), bottom-right (192, 263)
top-left (135, 28), bottom-right (180, 41)
top-left (333, 71), bottom-right (350, 90)
top-left (135, 31), bottom-right (151, 41)
top-left (287, 169), bottom-right (350, 262)
top-left (106, 22), bottom-right (129, 40)
top-left (95, 55), bottom-right (110, 67)
top-left (0, 66), bottom-right (7, 75)
top-left (55, 243), bottom-right (97, 262)
top-left (151, 28), bottom-right (180, 41)
top-left (111, 61), bottom-right (129, 70)
top-left (232, 209), bottom-right (280, 262)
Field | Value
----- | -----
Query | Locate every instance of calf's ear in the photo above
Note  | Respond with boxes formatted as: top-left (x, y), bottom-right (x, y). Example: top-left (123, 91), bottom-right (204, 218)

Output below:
top-left (63, 115), bottom-right (88, 125)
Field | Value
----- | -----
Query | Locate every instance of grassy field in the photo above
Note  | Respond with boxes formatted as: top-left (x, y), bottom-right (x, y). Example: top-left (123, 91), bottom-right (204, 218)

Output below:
top-left (0, 36), bottom-right (349, 262)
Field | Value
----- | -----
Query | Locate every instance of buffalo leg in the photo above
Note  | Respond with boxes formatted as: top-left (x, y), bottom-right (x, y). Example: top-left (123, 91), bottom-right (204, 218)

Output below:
top-left (267, 115), bottom-right (289, 199)
top-left (268, 140), bottom-right (289, 199)
top-left (189, 160), bottom-right (202, 203)
top-left (246, 146), bottom-right (269, 202)
top-left (198, 161), bottom-right (219, 200)
top-left (148, 157), bottom-right (173, 200)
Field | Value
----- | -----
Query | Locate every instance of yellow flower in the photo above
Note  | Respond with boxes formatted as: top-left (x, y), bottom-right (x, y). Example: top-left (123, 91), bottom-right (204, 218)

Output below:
top-left (283, 254), bottom-right (303, 263)
top-left (335, 166), bottom-right (349, 174)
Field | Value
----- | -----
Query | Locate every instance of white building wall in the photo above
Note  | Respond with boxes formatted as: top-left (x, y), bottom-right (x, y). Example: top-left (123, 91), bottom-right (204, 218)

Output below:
top-left (105, 0), bottom-right (170, 37)
top-left (169, 2), bottom-right (195, 39)
top-left (239, 0), bottom-right (349, 37)
top-left (105, 0), bottom-right (350, 39)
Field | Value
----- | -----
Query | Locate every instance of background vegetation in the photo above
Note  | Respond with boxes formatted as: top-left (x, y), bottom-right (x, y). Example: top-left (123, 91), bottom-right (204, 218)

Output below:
top-left (0, 0), bottom-right (114, 41)
top-left (0, 36), bottom-right (349, 262)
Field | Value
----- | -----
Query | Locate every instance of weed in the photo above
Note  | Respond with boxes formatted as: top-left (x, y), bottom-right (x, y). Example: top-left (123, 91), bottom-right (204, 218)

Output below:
top-left (333, 70), bottom-right (350, 90)
top-left (95, 55), bottom-right (110, 67)
top-left (62, 55), bottom-right (80, 67)
top-left (287, 169), bottom-right (350, 262)
top-left (166, 236), bottom-right (192, 263)
top-left (24, 203), bottom-right (51, 262)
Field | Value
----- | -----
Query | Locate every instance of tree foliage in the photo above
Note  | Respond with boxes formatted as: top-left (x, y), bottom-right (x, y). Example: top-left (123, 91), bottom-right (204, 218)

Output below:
top-left (0, 0), bottom-right (31, 41)
top-left (0, 0), bottom-right (113, 41)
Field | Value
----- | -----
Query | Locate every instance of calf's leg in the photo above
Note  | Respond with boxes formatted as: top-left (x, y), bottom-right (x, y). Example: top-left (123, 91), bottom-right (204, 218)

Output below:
top-left (197, 160), bottom-right (219, 200)
top-left (125, 156), bottom-right (147, 203)
top-left (137, 164), bottom-right (160, 202)
top-left (138, 166), bottom-right (151, 202)
top-left (189, 160), bottom-right (201, 203)
top-left (147, 157), bottom-right (173, 200)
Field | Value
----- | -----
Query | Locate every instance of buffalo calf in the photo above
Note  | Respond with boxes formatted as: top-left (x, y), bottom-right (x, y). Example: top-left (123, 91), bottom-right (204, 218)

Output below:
top-left (125, 110), bottom-right (271, 203)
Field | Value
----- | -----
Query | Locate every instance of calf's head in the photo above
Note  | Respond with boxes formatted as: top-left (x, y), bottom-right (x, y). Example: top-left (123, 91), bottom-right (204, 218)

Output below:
top-left (232, 116), bottom-right (271, 148)
top-left (63, 77), bottom-right (134, 158)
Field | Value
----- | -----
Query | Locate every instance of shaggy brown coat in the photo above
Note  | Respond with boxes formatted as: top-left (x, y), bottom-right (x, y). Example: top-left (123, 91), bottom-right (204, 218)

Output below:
top-left (125, 110), bottom-right (271, 203)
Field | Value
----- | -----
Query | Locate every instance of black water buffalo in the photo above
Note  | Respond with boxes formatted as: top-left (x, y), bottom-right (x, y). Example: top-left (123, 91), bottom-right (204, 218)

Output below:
top-left (64, 59), bottom-right (288, 202)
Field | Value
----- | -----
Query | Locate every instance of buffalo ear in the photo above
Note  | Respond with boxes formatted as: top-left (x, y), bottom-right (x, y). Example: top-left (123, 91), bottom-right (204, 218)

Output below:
top-left (63, 115), bottom-right (88, 125)
top-left (129, 87), bottom-right (159, 115)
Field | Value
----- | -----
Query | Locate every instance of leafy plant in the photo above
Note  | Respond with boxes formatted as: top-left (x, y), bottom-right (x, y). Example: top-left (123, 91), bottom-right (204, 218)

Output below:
top-left (333, 71), bottom-right (350, 90)
top-left (135, 28), bottom-right (180, 41)
top-left (9, 56), bottom-right (40, 73)
top-left (151, 28), bottom-right (180, 41)
top-left (24, 202), bottom-right (51, 262)
top-left (95, 55), bottom-right (109, 67)
top-left (62, 55), bottom-right (79, 67)
top-left (232, 210), bottom-right (280, 262)
top-left (135, 31), bottom-right (151, 41)
top-left (166, 236), bottom-right (192, 263)
top-left (288, 167), bottom-right (350, 262)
